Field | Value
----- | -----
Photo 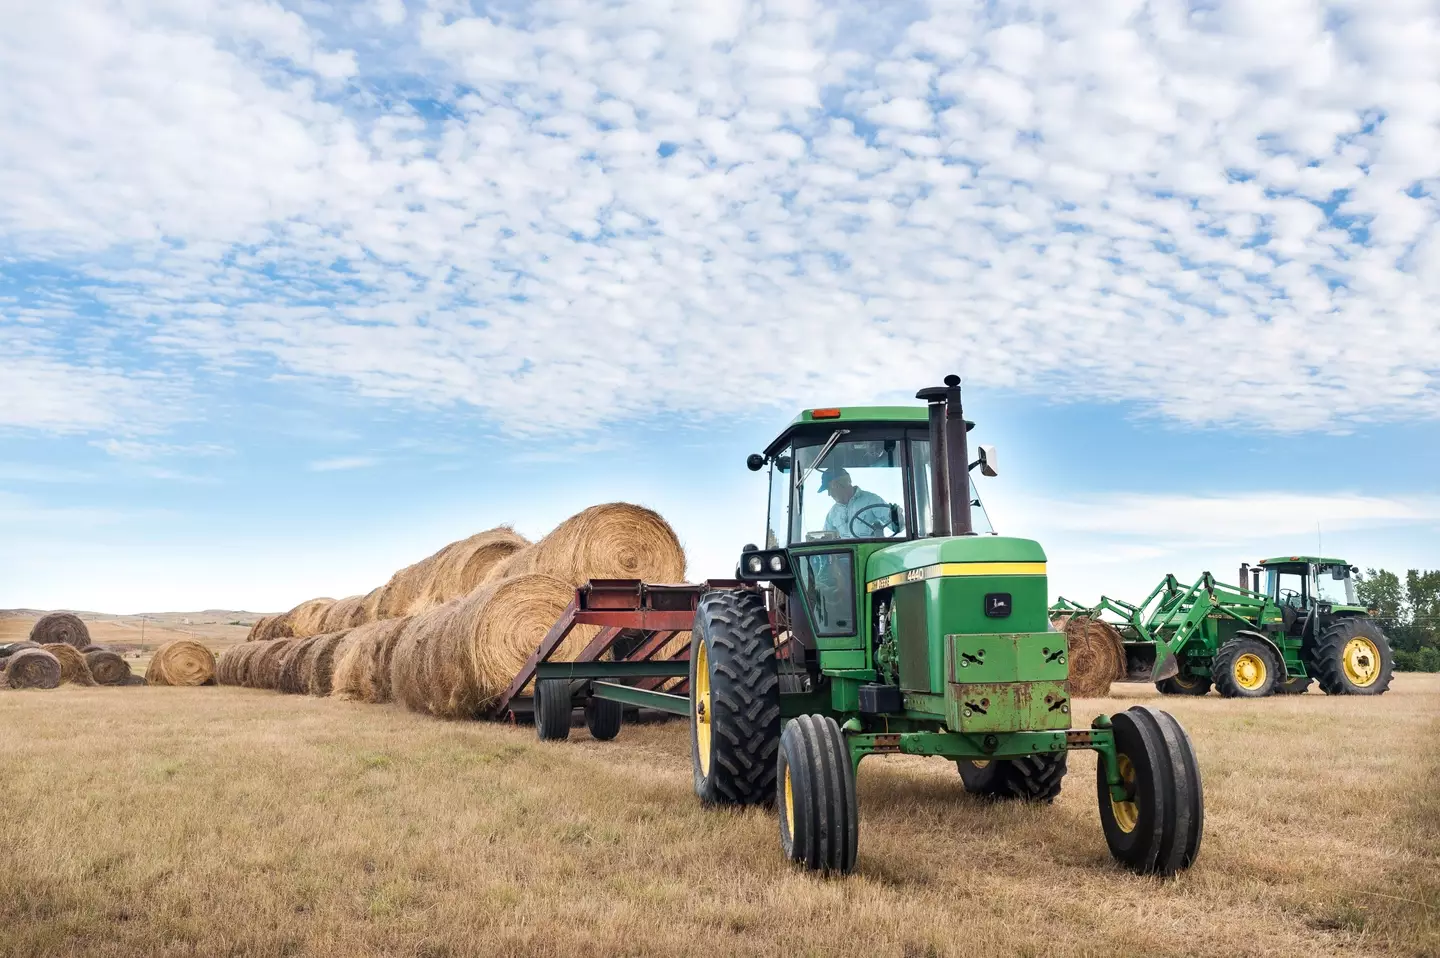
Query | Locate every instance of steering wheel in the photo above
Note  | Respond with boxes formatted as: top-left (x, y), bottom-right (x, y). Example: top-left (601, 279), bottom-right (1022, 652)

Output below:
top-left (849, 502), bottom-right (898, 538)
top-left (1279, 589), bottom-right (1303, 607)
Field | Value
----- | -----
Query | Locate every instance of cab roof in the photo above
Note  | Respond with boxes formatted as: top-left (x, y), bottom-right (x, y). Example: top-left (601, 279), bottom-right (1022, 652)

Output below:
top-left (1256, 556), bottom-right (1350, 566)
top-left (765, 406), bottom-right (934, 457)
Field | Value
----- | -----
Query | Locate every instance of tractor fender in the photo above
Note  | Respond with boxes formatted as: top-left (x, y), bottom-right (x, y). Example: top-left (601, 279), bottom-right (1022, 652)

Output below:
top-left (1233, 630), bottom-right (1290, 676)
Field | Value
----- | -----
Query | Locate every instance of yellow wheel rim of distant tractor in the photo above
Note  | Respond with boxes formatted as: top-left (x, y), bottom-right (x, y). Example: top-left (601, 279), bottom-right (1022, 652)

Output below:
top-left (694, 640), bottom-right (712, 776)
top-left (1234, 652), bottom-right (1267, 691)
top-left (1343, 637), bottom-right (1381, 687)
top-left (1110, 754), bottom-right (1138, 834)
top-left (783, 764), bottom-right (795, 841)
top-left (970, 760), bottom-right (990, 769)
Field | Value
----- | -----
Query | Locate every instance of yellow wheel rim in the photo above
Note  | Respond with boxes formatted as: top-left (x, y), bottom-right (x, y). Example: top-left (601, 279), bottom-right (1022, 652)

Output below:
top-left (1343, 637), bottom-right (1381, 687)
top-left (694, 639), bottom-right (711, 777)
top-left (969, 760), bottom-right (990, 769)
top-left (1110, 754), bottom-right (1139, 834)
top-left (1234, 652), bottom-right (1267, 691)
top-left (783, 763), bottom-right (794, 840)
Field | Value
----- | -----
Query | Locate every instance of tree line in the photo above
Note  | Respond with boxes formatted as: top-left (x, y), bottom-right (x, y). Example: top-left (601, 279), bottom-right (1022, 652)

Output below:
top-left (1357, 569), bottom-right (1440, 672)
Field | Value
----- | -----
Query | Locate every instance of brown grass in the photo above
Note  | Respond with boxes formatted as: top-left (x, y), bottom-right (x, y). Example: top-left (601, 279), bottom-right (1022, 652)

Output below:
top-left (27, 612), bottom-right (90, 649)
top-left (83, 649), bottom-right (131, 686)
top-left (144, 640), bottom-right (216, 687)
top-left (0, 676), bottom-right (1434, 957)
top-left (1063, 616), bottom-right (1126, 697)
top-left (485, 502), bottom-right (686, 586)
top-left (41, 644), bottom-right (96, 686)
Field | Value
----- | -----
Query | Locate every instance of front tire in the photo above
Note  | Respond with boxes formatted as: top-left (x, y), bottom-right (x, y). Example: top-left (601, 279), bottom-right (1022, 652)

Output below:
top-left (1097, 706), bottom-right (1203, 875)
top-left (1212, 637), bottom-right (1279, 698)
top-left (690, 590), bottom-right (780, 806)
top-left (1306, 618), bottom-right (1394, 696)
top-left (1156, 673), bottom-right (1211, 696)
top-left (957, 754), bottom-right (1067, 802)
top-left (778, 715), bottom-right (858, 874)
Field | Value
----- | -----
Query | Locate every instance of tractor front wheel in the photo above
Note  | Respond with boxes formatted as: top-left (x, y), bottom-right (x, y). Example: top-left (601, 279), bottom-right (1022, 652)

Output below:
top-left (777, 714), bottom-right (858, 874)
top-left (1156, 673), bottom-right (1211, 696)
top-left (1306, 618), bottom-right (1394, 696)
top-left (1096, 706), bottom-right (1204, 875)
top-left (1277, 675), bottom-right (1313, 695)
top-left (690, 590), bottom-right (781, 806)
top-left (1212, 637), bottom-right (1279, 698)
top-left (957, 754), bottom-right (1067, 801)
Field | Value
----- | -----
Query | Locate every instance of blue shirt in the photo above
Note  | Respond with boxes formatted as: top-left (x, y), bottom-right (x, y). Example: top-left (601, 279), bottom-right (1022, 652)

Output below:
top-left (823, 488), bottom-right (894, 538)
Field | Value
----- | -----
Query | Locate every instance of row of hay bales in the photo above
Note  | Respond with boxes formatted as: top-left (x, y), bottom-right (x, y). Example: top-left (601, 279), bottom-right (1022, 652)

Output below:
top-left (219, 503), bottom-right (687, 720)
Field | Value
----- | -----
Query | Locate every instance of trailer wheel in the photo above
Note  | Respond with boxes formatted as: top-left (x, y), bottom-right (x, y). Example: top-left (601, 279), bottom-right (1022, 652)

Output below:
top-left (957, 754), bottom-right (1067, 802)
top-left (534, 679), bottom-right (572, 741)
top-left (690, 590), bottom-right (780, 806)
top-left (584, 695), bottom-right (623, 741)
top-left (1156, 673), bottom-right (1211, 696)
top-left (1306, 618), bottom-right (1394, 696)
top-left (1211, 637), bottom-right (1279, 698)
top-left (777, 714), bottom-right (858, 874)
top-left (1096, 706), bottom-right (1202, 875)
top-left (1277, 675), bottom-right (1313, 694)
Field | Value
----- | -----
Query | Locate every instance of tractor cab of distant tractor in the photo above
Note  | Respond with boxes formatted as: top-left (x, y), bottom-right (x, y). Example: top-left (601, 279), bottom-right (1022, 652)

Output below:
top-left (1240, 557), bottom-right (1365, 631)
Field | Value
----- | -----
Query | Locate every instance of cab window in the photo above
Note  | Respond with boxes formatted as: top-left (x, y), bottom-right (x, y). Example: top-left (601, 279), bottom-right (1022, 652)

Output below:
top-left (765, 448), bottom-right (791, 549)
top-left (792, 436), bottom-right (907, 542)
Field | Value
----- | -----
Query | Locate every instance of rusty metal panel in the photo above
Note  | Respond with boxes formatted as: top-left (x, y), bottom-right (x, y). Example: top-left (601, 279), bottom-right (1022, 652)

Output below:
top-left (946, 680), bottom-right (1071, 733)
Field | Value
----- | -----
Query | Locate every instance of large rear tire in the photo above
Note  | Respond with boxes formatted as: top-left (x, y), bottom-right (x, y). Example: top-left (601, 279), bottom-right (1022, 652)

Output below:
top-left (690, 590), bottom-right (781, 806)
top-left (778, 714), bottom-right (858, 874)
top-left (1096, 706), bottom-right (1203, 875)
top-left (1306, 618), bottom-right (1394, 696)
top-left (957, 754), bottom-right (1067, 802)
top-left (1212, 637), bottom-right (1279, 698)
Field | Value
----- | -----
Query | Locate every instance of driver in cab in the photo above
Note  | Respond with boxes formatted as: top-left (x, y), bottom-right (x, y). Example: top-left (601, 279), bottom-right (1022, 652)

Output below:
top-left (820, 467), bottom-right (895, 538)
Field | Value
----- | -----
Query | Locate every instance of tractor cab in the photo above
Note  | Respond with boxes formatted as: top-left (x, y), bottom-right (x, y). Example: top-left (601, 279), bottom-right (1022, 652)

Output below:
top-left (1245, 557), bottom-right (1366, 633)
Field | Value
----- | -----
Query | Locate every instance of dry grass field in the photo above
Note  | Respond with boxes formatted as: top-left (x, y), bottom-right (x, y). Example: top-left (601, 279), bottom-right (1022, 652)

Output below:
top-left (1, 675), bottom-right (1435, 958)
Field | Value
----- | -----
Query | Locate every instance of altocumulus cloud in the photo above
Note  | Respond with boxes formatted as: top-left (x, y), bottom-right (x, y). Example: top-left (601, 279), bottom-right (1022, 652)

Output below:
top-left (2, 0), bottom-right (1438, 436)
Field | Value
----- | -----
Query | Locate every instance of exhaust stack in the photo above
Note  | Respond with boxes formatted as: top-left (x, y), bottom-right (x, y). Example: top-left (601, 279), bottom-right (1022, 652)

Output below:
top-left (916, 374), bottom-right (974, 537)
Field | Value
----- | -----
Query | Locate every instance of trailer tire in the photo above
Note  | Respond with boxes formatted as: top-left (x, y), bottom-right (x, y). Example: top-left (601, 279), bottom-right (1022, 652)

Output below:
top-left (1097, 706), bottom-right (1202, 875)
top-left (534, 679), bottom-right (572, 741)
top-left (1212, 637), bottom-right (1279, 698)
top-left (778, 714), bottom-right (858, 874)
top-left (584, 695), bottom-right (623, 741)
top-left (690, 590), bottom-right (780, 807)
top-left (957, 754), bottom-right (1067, 802)
top-left (1156, 673), bottom-right (1211, 696)
top-left (1306, 618), bottom-right (1394, 696)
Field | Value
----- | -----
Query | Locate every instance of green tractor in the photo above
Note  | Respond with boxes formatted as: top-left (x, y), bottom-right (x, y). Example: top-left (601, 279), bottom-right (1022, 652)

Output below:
top-left (689, 376), bottom-right (1202, 875)
top-left (1052, 558), bottom-right (1394, 699)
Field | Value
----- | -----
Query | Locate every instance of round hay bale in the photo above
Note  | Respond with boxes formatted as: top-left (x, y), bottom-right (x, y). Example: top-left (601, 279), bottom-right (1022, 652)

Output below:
top-left (85, 649), bottom-right (132, 686)
top-left (0, 640), bottom-right (42, 664)
top-left (232, 642), bottom-right (269, 687)
top-left (319, 596), bottom-right (369, 633)
top-left (420, 527), bottom-right (531, 608)
top-left (286, 599), bottom-right (337, 640)
top-left (1063, 616), bottom-right (1126, 698)
top-left (392, 573), bottom-right (597, 720)
top-left (247, 614), bottom-right (295, 642)
top-left (41, 643), bottom-right (97, 686)
top-left (122, 674), bottom-right (147, 686)
top-left (331, 619), bottom-right (407, 702)
top-left (5, 648), bottom-right (62, 689)
top-left (376, 555), bottom-right (444, 620)
top-left (252, 638), bottom-right (301, 690)
top-left (306, 631), bottom-right (352, 696)
top-left (484, 503), bottom-right (685, 587)
top-left (278, 634), bottom-right (334, 694)
top-left (145, 639), bottom-right (217, 687)
top-left (28, 612), bottom-right (91, 649)
top-left (361, 587), bottom-right (384, 621)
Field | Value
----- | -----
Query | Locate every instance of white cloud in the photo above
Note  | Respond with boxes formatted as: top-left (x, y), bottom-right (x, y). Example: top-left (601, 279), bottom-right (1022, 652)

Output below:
top-left (308, 456), bottom-right (379, 471)
top-left (1, 0), bottom-right (1438, 439)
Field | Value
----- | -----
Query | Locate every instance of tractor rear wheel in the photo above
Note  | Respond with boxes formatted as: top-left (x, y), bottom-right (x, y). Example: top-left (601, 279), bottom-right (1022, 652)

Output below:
top-left (534, 679), bottom-right (572, 741)
top-left (777, 714), bottom-right (858, 873)
top-left (1212, 637), bottom-right (1279, 698)
top-left (1156, 673), bottom-right (1211, 696)
top-left (957, 754), bottom-right (1067, 802)
top-left (1306, 618), bottom-right (1394, 696)
top-left (584, 695), bottom-right (623, 741)
top-left (690, 590), bottom-right (781, 806)
top-left (1097, 706), bottom-right (1203, 875)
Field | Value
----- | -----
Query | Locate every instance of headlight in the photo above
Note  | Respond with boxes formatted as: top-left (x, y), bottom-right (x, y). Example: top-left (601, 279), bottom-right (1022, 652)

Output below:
top-left (746, 555), bottom-right (763, 574)
top-left (768, 555), bottom-right (785, 573)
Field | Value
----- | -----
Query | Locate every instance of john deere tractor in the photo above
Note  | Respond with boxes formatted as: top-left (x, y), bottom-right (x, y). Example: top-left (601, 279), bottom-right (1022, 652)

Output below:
top-left (1052, 558), bottom-right (1394, 698)
top-left (689, 376), bottom-right (1203, 875)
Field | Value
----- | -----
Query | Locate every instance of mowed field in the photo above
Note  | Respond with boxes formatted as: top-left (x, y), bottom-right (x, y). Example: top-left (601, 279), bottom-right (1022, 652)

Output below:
top-left (1, 675), bottom-right (1436, 958)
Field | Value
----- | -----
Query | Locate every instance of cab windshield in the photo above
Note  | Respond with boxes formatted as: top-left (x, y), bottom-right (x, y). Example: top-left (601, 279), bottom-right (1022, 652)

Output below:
top-left (793, 436), bottom-right (908, 542)
top-left (1314, 564), bottom-right (1356, 605)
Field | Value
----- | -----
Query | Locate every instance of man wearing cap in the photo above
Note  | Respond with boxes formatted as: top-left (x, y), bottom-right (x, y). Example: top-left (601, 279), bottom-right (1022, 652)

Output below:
top-left (820, 467), bottom-right (896, 538)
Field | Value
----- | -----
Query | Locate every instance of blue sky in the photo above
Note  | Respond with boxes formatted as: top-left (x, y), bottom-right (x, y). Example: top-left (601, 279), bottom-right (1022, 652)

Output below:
top-left (2, 0), bottom-right (1438, 613)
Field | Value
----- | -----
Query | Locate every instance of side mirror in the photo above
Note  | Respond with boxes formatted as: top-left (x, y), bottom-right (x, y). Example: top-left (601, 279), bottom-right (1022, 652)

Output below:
top-left (975, 444), bottom-right (998, 477)
top-left (746, 453), bottom-right (765, 472)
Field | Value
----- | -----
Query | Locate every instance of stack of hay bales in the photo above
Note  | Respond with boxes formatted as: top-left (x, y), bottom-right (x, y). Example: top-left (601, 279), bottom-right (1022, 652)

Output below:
top-left (145, 639), bottom-right (217, 687)
top-left (43, 644), bottom-right (97, 686)
top-left (227, 504), bottom-right (688, 722)
top-left (0, 621), bottom-right (160, 692)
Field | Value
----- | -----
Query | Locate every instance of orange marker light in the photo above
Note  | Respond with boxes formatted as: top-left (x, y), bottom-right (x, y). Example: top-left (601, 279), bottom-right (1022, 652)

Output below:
top-left (811, 408), bottom-right (842, 419)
